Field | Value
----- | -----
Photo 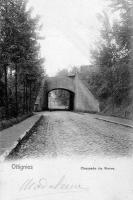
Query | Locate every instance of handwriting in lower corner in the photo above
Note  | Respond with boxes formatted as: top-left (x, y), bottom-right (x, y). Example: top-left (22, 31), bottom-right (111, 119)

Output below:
top-left (19, 175), bottom-right (89, 192)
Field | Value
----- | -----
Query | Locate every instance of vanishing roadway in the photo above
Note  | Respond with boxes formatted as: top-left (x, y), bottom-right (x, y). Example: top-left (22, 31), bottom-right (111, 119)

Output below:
top-left (7, 111), bottom-right (133, 159)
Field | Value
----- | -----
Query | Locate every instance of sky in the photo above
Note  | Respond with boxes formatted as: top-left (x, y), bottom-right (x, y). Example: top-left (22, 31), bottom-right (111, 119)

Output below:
top-left (28, 0), bottom-right (107, 76)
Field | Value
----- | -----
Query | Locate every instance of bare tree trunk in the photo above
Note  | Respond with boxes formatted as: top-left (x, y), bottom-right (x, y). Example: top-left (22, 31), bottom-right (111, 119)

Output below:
top-left (4, 0), bottom-right (9, 119)
top-left (23, 80), bottom-right (26, 114)
top-left (29, 81), bottom-right (31, 112)
top-left (15, 64), bottom-right (18, 116)
top-left (4, 65), bottom-right (8, 118)
top-left (25, 79), bottom-right (28, 113)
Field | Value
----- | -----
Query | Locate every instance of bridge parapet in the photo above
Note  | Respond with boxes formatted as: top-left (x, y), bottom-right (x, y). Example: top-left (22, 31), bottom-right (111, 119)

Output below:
top-left (47, 76), bottom-right (75, 93)
top-left (35, 74), bottom-right (100, 113)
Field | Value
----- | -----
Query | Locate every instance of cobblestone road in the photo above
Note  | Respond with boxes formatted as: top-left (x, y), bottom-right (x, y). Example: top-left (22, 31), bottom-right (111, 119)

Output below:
top-left (8, 111), bottom-right (133, 159)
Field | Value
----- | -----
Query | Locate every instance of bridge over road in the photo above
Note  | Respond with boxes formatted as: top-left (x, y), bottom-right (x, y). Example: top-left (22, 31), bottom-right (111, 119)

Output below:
top-left (35, 74), bottom-right (100, 112)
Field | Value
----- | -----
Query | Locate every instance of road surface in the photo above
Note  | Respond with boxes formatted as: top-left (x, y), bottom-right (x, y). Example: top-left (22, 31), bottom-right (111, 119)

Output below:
top-left (8, 111), bottom-right (133, 159)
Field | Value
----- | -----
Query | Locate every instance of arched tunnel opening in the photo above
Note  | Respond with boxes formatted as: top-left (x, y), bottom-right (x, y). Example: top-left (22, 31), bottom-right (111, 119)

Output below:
top-left (48, 89), bottom-right (74, 111)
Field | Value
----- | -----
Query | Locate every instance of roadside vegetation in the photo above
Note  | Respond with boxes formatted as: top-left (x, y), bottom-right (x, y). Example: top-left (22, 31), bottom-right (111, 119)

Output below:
top-left (0, 0), bottom-right (45, 122)
top-left (56, 0), bottom-right (133, 119)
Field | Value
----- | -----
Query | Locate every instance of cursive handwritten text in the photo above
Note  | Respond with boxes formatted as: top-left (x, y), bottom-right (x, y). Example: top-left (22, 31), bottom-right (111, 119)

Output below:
top-left (19, 175), bottom-right (89, 192)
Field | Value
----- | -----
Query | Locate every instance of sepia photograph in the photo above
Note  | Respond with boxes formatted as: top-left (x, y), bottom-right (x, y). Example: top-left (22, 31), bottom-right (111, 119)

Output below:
top-left (0, 0), bottom-right (133, 199)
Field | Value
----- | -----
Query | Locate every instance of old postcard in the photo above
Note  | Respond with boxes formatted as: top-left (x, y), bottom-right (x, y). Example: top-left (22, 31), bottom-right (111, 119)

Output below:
top-left (0, 0), bottom-right (133, 199)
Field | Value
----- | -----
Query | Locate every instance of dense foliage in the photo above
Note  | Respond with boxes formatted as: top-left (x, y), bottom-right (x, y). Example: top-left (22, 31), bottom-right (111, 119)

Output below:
top-left (0, 0), bottom-right (45, 119)
top-left (88, 0), bottom-right (132, 111)
top-left (56, 0), bottom-right (133, 117)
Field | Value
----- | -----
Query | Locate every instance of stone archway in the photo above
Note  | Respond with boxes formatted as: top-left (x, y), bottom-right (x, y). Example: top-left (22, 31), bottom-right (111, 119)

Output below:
top-left (35, 74), bottom-right (100, 113)
top-left (47, 88), bottom-right (75, 111)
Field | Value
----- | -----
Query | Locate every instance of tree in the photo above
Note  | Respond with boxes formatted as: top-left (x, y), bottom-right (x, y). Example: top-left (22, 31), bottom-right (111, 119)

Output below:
top-left (90, 6), bottom-right (131, 109)
top-left (109, 0), bottom-right (132, 105)
top-left (0, 0), bottom-right (45, 118)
